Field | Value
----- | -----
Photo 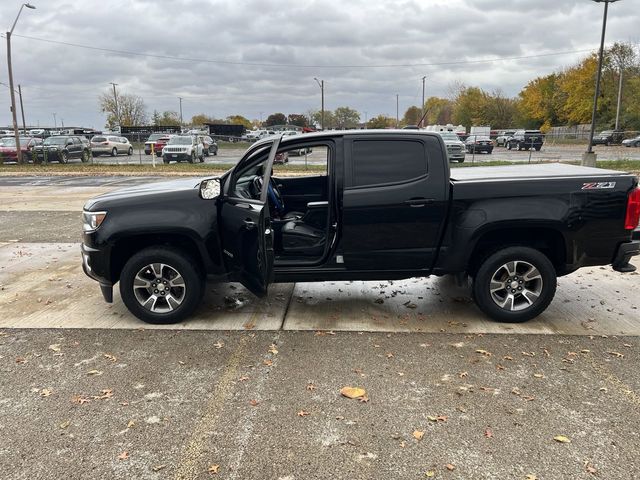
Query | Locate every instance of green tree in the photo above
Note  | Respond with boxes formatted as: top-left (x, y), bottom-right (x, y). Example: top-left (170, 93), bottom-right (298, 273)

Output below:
top-left (423, 97), bottom-right (454, 125)
top-left (403, 106), bottom-right (422, 126)
top-left (153, 111), bottom-right (181, 126)
top-left (190, 113), bottom-right (215, 126)
top-left (265, 113), bottom-right (287, 126)
top-left (287, 114), bottom-right (308, 128)
top-left (226, 115), bottom-right (253, 128)
top-left (366, 114), bottom-right (394, 129)
top-left (452, 86), bottom-right (489, 127)
top-left (312, 110), bottom-right (336, 129)
top-left (333, 106), bottom-right (360, 129)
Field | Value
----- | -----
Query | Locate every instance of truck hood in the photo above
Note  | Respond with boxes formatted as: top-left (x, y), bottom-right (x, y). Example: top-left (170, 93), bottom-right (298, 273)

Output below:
top-left (84, 177), bottom-right (205, 211)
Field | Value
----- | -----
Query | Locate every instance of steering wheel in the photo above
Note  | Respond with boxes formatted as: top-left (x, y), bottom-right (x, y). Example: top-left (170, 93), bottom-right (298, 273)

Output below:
top-left (250, 176), bottom-right (285, 214)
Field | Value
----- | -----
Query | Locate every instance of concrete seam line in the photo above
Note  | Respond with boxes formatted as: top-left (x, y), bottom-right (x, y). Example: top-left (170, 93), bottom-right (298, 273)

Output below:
top-left (227, 331), bottom-right (281, 479)
top-left (588, 357), bottom-right (640, 407)
top-left (173, 335), bottom-right (248, 479)
top-left (279, 284), bottom-right (295, 331)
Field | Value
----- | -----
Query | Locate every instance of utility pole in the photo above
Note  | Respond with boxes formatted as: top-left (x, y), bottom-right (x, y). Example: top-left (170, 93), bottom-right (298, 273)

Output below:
top-left (109, 82), bottom-right (119, 128)
top-left (259, 112), bottom-right (263, 126)
top-left (178, 97), bottom-right (183, 128)
top-left (396, 94), bottom-right (399, 128)
top-left (421, 76), bottom-right (426, 128)
top-left (364, 111), bottom-right (368, 129)
top-left (6, 3), bottom-right (36, 164)
top-left (615, 68), bottom-right (623, 131)
top-left (53, 112), bottom-right (56, 129)
top-left (18, 84), bottom-right (26, 132)
top-left (314, 78), bottom-right (324, 130)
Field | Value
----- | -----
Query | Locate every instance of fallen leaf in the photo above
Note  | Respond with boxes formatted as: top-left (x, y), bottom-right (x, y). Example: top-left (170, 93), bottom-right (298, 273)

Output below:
top-left (48, 344), bottom-right (61, 352)
top-left (484, 427), bottom-right (493, 438)
top-left (71, 395), bottom-right (90, 405)
top-left (386, 352), bottom-right (394, 358)
top-left (208, 464), bottom-right (220, 474)
top-left (213, 341), bottom-right (224, 349)
top-left (585, 462), bottom-right (597, 474)
top-left (607, 351), bottom-right (624, 358)
top-left (306, 383), bottom-right (316, 391)
top-left (127, 420), bottom-right (136, 429)
top-left (15, 357), bottom-right (27, 364)
top-left (427, 416), bottom-right (438, 422)
top-left (152, 465), bottom-right (167, 472)
top-left (59, 421), bottom-right (71, 429)
top-left (263, 359), bottom-right (273, 367)
top-left (87, 370), bottom-right (103, 376)
top-left (458, 371), bottom-right (468, 378)
top-left (425, 471), bottom-right (435, 478)
top-left (522, 351), bottom-right (535, 357)
top-left (475, 349), bottom-right (492, 357)
top-left (103, 353), bottom-right (117, 362)
top-left (297, 410), bottom-right (310, 417)
top-left (340, 386), bottom-right (366, 399)
top-left (249, 399), bottom-right (260, 406)
top-left (413, 430), bottom-right (425, 441)
top-left (358, 395), bottom-right (370, 403)
top-left (553, 435), bottom-right (571, 443)
top-left (268, 344), bottom-right (278, 354)
top-left (118, 451), bottom-right (129, 460)
top-left (39, 388), bottom-right (53, 397)
top-left (525, 475), bottom-right (538, 480)
top-left (533, 373), bottom-right (545, 378)
top-left (239, 376), bottom-right (250, 382)
top-left (445, 464), bottom-right (455, 471)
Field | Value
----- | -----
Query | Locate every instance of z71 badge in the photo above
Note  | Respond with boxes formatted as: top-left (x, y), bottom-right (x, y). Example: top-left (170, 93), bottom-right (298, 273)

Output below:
top-left (582, 182), bottom-right (616, 190)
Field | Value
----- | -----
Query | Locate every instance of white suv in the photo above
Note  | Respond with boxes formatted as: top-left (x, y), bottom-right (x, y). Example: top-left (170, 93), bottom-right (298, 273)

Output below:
top-left (162, 135), bottom-right (204, 163)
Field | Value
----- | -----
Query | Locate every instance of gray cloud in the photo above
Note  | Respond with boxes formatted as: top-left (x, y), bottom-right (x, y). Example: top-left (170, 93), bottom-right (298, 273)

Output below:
top-left (0, 0), bottom-right (637, 129)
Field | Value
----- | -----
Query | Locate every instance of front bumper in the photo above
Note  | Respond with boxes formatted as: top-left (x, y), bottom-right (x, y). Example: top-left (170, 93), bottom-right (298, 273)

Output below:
top-left (34, 150), bottom-right (61, 161)
top-left (81, 242), bottom-right (113, 302)
top-left (163, 152), bottom-right (192, 162)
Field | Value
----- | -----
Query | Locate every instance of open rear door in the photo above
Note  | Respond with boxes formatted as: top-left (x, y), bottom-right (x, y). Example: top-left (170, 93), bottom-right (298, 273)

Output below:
top-left (220, 139), bottom-right (280, 296)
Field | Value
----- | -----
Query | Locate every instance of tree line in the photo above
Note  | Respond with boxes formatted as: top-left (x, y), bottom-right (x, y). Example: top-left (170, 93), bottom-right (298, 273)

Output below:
top-left (98, 42), bottom-right (639, 132)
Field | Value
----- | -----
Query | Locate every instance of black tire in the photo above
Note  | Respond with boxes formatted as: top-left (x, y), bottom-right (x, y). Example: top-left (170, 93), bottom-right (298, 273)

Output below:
top-left (119, 247), bottom-right (204, 324)
top-left (213, 149), bottom-right (217, 156)
top-left (111, 147), bottom-right (118, 157)
top-left (188, 151), bottom-right (195, 163)
top-left (506, 142), bottom-right (512, 151)
top-left (199, 154), bottom-right (204, 163)
top-left (163, 156), bottom-right (170, 164)
top-left (516, 142), bottom-right (522, 151)
top-left (81, 149), bottom-right (89, 163)
top-left (128, 147), bottom-right (133, 155)
top-left (535, 146), bottom-right (541, 151)
top-left (59, 151), bottom-right (69, 164)
top-left (458, 158), bottom-right (465, 163)
top-left (156, 152), bottom-right (162, 157)
top-left (472, 246), bottom-right (557, 323)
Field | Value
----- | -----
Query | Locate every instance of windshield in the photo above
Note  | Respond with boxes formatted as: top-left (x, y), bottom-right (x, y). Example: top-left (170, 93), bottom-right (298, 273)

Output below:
top-left (472, 136), bottom-right (491, 141)
top-left (168, 136), bottom-right (193, 145)
top-left (148, 134), bottom-right (164, 141)
top-left (44, 137), bottom-right (68, 145)
top-left (0, 137), bottom-right (30, 146)
top-left (438, 132), bottom-right (460, 141)
top-left (92, 136), bottom-right (106, 142)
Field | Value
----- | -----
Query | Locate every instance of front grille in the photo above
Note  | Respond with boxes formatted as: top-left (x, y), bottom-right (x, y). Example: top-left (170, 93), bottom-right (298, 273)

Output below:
top-left (447, 145), bottom-right (462, 153)
top-left (164, 147), bottom-right (188, 153)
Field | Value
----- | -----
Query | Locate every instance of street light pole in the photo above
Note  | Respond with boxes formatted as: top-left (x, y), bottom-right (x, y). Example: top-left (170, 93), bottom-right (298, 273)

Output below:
top-left (396, 94), bottom-right (399, 128)
top-left (178, 96), bottom-right (183, 128)
top-left (583, 0), bottom-right (621, 167)
top-left (109, 82), bottom-right (119, 129)
top-left (6, 3), bottom-right (36, 164)
top-left (314, 78), bottom-right (324, 130)
top-left (18, 84), bottom-right (26, 133)
top-left (615, 68), bottom-right (623, 131)
top-left (53, 112), bottom-right (56, 128)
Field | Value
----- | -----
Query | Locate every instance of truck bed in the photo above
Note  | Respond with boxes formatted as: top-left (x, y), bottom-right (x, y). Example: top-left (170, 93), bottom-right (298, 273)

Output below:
top-left (450, 163), bottom-right (630, 182)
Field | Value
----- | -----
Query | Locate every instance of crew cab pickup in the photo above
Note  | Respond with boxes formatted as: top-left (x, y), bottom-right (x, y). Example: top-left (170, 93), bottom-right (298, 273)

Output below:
top-left (81, 130), bottom-right (640, 325)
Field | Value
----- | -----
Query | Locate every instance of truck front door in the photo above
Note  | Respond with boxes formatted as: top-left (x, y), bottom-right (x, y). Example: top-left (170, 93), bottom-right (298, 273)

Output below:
top-left (340, 134), bottom-right (448, 271)
top-left (219, 139), bottom-right (280, 296)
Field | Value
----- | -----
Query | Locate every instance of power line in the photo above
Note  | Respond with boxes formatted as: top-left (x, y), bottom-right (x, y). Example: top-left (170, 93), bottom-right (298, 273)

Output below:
top-left (7, 33), bottom-right (596, 69)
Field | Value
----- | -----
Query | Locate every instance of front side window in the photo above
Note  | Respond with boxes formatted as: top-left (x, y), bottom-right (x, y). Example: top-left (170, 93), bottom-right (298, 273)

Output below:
top-left (351, 139), bottom-right (427, 187)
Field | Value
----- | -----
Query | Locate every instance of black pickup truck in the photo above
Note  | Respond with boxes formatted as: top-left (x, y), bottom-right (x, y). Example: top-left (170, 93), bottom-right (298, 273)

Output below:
top-left (81, 131), bottom-right (640, 324)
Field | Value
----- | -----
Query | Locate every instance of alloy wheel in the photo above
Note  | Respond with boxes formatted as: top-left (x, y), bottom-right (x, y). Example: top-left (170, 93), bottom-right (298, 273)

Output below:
top-left (489, 260), bottom-right (543, 312)
top-left (132, 263), bottom-right (186, 313)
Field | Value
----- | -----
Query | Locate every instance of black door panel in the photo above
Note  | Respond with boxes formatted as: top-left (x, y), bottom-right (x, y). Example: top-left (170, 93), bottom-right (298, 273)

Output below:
top-left (272, 175), bottom-right (327, 213)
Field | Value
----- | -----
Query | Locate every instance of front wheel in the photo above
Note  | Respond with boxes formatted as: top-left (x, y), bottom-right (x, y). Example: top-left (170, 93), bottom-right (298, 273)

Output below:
top-left (506, 142), bottom-right (512, 150)
top-left (472, 246), bottom-right (556, 323)
top-left (81, 149), bottom-right (90, 163)
top-left (128, 147), bottom-right (133, 155)
top-left (111, 147), bottom-right (118, 157)
top-left (188, 151), bottom-right (195, 163)
top-left (59, 151), bottom-right (69, 164)
top-left (119, 247), bottom-right (204, 324)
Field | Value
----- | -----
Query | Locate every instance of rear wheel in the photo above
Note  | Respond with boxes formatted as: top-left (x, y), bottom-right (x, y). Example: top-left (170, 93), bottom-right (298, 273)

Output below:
top-left (81, 149), bottom-right (89, 163)
top-left (119, 247), bottom-right (204, 324)
top-left (59, 151), bottom-right (69, 164)
top-left (128, 147), bottom-right (133, 155)
top-left (506, 142), bottom-right (512, 150)
top-left (188, 151), bottom-right (195, 163)
top-left (517, 142), bottom-right (522, 151)
top-left (472, 246), bottom-right (556, 323)
top-left (111, 147), bottom-right (118, 157)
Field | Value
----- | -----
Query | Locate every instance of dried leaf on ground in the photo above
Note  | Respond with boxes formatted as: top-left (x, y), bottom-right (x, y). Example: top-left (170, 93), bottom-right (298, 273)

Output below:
top-left (213, 341), bottom-right (224, 349)
top-left (39, 388), bottom-right (53, 397)
top-left (445, 464), bottom-right (455, 471)
top-left (71, 395), bottom-right (90, 405)
top-left (475, 349), bottom-right (492, 357)
top-left (127, 420), bottom-right (136, 428)
top-left (208, 464), bottom-right (220, 474)
top-left (413, 430), bottom-right (425, 441)
top-left (607, 351), bottom-right (624, 358)
top-left (484, 427), bottom-right (493, 438)
top-left (297, 410), bottom-right (310, 417)
top-left (103, 353), bottom-right (117, 362)
top-left (48, 344), bottom-right (61, 352)
top-left (268, 344), bottom-right (279, 354)
top-left (59, 421), bottom-right (71, 429)
top-left (425, 471), bottom-right (435, 478)
top-left (118, 451), bottom-right (129, 460)
top-left (87, 370), bottom-right (103, 376)
top-left (553, 435), bottom-right (571, 443)
top-left (152, 465), bottom-right (167, 472)
top-left (263, 359), bottom-right (273, 367)
top-left (249, 399), bottom-right (260, 406)
top-left (340, 386), bottom-right (366, 399)
top-left (306, 383), bottom-right (316, 391)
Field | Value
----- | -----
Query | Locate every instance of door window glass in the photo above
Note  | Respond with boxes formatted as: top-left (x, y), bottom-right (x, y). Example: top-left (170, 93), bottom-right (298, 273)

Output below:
top-left (352, 140), bottom-right (427, 187)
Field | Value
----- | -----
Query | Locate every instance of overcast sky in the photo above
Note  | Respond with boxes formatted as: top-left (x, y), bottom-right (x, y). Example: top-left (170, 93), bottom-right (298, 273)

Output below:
top-left (0, 0), bottom-right (638, 129)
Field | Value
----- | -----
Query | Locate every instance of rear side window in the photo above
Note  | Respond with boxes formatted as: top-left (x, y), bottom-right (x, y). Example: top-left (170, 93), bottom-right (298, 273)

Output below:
top-left (93, 136), bottom-right (106, 142)
top-left (352, 139), bottom-right (427, 187)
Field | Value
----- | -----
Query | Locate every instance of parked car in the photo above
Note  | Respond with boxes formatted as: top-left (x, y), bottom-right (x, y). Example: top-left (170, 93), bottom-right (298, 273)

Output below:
top-left (91, 135), bottom-right (133, 156)
top-left (506, 130), bottom-right (544, 151)
top-left (162, 135), bottom-right (204, 163)
top-left (152, 135), bottom-right (172, 157)
top-left (495, 130), bottom-right (516, 147)
top-left (593, 130), bottom-right (625, 146)
top-left (622, 135), bottom-right (640, 148)
top-left (201, 136), bottom-right (218, 156)
top-left (437, 131), bottom-right (466, 162)
top-left (0, 136), bottom-right (43, 162)
top-left (274, 151), bottom-right (289, 164)
top-left (82, 130), bottom-right (640, 325)
top-left (144, 133), bottom-right (170, 155)
top-left (33, 135), bottom-right (91, 163)
top-left (465, 135), bottom-right (494, 154)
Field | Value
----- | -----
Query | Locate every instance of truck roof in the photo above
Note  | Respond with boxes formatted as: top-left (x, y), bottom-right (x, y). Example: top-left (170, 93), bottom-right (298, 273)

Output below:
top-left (252, 129), bottom-right (443, 147)
top-left (450, 163), bottom-right (633, 182)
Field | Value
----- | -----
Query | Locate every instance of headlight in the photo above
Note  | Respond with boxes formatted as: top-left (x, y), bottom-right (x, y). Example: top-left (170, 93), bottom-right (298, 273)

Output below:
top-left (82, 210), bottom-right (107, 232)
